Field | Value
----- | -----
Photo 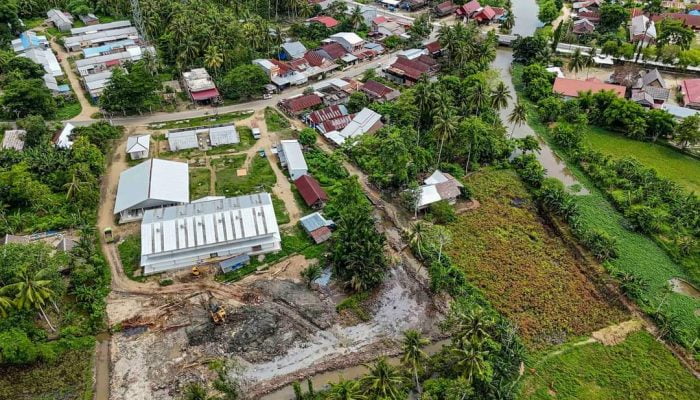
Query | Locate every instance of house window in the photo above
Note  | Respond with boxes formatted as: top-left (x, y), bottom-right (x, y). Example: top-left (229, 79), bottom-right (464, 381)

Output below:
top-left (252, 245), bottom-right (263, 252)
top-left (209, 252), bottom-right (218, 258)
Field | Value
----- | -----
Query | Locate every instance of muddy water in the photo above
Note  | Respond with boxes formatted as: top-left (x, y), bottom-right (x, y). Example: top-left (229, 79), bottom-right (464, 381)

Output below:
top-left (261, 339), bottom-right (450, 400)
top-left (511, 0), bottom-right (544, 36)
top-left (493, 49), bottom-right (587, 193)
top-left (669, 278), bottom-right (700, 299)
top-left (94, 332), bottom-right (110, 400)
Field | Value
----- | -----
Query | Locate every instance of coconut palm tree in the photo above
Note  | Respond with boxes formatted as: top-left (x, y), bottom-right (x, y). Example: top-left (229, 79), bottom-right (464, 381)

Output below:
top-left (451, 338), bottom-right (491, 384)
top-left (406, 222), bottom-right (429, 259)
top-left (490, 81), bottom-right (512, 111)
top-left (327, 379), bottom-right (366, 400)
top-left (204, 45), bottom-right (224, 73)
top-left (64, 173), bottom-right (88, 202)
top-left (451, 306), bottom-right (495, 345)
top-left (1, 268), bottom-right (57, 331)
top-left (508, 102), bottom-right (527, 138)
top-left (585, 47), bottom-right (597, 78)
top-left (349, 6), bottom-right (364, 30)
top-left (402, 330), bottom-right (430, 395)
top-left (361, 357), bottom-right (406, 399)
top-left (433, 105), bottom-right (459, 167)
top-left (466, 80), bottom-right (489, 116)
top-left (568, 48), bottom-right (585, 78)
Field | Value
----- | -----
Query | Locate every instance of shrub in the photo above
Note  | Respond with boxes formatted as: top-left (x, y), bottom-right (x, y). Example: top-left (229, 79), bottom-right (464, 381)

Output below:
top-left (428, 200), bottom-right (457, 224)
top-left (298, 128), bottom-right (317, 147)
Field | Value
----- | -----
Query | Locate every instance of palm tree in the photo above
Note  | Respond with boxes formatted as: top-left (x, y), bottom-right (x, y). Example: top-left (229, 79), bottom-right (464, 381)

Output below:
top-left (414, 76), bottom-right (434, 135)
top-left (430, 225), bottom-right (452, 262)
top-left (466, 80), bottom-right (489, 116)
top-left (585, 47), bottom-right (597, 78)
top-left (508, 102), bottom-right (527, 138)
top-left (433, 106), bottom-right (459, 167)
top-left (1, 268), bottom-right (57, 331)
top-left (349, 6), bottom-right (364, 30)
top-left (204, 45), bottom-right (224, 73)
top-left (406, 222), bottom-right (429, 259)
top-left (451, 338), bottom-right (491, 384)
top-left (327, 379), bottom-right (366, 400)
top-left (402, 330), bottom-right (430, 395)
top-left (0, 294), bottom-right (14, 318)
top-left (361, 357), bottom-right (406, 399)
top-left (64, 173), bottom-right (88, 202)
top-left (568, 48), bottom-right (585, 78)
top-left (451, 306), bottom-right (495, 345)
top-left (490, 81), bottom-right (512, 111)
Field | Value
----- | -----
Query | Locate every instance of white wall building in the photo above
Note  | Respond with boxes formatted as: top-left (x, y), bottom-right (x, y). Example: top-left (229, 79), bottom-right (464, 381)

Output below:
top-left (126, 134), bottom-right (150, 160)
top-left (278, 140), bottom-right (308, 180)
top-left (113, 159), bottom-right (189, 223)
top-left (329, 32), bottom-right (365, 52)
top-left (139, 193), bottom-right (281, 274)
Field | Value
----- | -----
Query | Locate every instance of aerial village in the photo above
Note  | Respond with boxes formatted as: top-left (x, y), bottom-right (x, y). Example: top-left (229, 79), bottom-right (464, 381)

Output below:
top-left (0, 1), bottom-right (699, 400)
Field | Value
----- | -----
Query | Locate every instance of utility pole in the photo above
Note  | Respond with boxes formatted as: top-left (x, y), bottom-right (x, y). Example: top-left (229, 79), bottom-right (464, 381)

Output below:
top-left (131, 0), bottom-right (148, 43)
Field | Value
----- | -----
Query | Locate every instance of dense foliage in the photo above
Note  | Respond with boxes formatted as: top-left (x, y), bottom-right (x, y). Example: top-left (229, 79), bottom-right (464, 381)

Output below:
top-left (99, 61), bottom-right (162, 115)
top-left (0, 51), bottom-right (56, 118)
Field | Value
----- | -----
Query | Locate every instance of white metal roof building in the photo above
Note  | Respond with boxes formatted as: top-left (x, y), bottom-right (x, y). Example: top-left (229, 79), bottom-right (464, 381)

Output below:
top-left (139, 193), bottom-right (281, 274)
top-left (324, 108), bottom-right (382, 146)
top-left (330, 32), bottom-right (365, 52)
top-left (19, 47), bottom-right (62, 77)
top-left (69, 20), bottom-right (132, 35)
top-left (113, 159), bottom-right (189, 223)
top-left (55, 123), bottom-right (75, 149)
top-left (47, 9), bottom-right (73, 32)
top-left (83, 70), bottom-right (113, 98)
top-left (64, 26), bottom-right (139, 51)
top-left (167, 130), bottom-right (199, 151)
top-left (209, 125), bottom-right (239, 147)
top-left (278, 140), bottom-right (308, 180)
top-left (126, 134), bottom-right (150, 160)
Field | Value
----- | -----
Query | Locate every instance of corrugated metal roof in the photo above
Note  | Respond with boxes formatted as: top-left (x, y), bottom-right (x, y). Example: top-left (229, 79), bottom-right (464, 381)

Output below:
top-left (300, 212), bottom-right (332, 233)
top-left (279, 140), bottom-right (308, 172)
top-left (126, 134), bottom-right (150, 154)
top-left (167, 130), bottom-right (198, 151)
top-left (209, 125), bottom-right (239, 146)
top-left (114, 159), bottom-right (189, 214)
top-left (140, 193), bottom-right (280, 270)
top-left (69, 20), bottom-right (132, 35)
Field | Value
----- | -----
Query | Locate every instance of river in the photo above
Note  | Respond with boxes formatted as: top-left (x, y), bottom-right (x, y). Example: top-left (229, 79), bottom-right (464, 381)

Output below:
top-left (494, 1), bottom-right (586, 192)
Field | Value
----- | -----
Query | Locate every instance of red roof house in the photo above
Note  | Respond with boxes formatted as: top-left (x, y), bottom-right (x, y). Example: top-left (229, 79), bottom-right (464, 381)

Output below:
top-left (473, 6), bottom-right (497, 23)
top-left (294, 175), bottom-right (329, 208)
top-left (361, 80), bottom-right (400, 102)
top-left (385, 55), bottom-right (439, 85)
top-left (307, 16), bottom-right (339, 29)
top-left (680, 78), bottom-right (700, 109)
top-left (425, 41), bottom-right (442, 56)
top-left (553, 77), bottom-right (626, 98)
top-left (320, 42), bottom-right (348, 60)
top-left (455, 0), bottom-right (481, 17)
top-left (435, 1), bottom-right (456, 17)
top-left (279, 94), bottom-right (323, 115)
top-left (308, 105), bottom-right (348, 124)
top-left (652, 13), bottom-right (700, 29)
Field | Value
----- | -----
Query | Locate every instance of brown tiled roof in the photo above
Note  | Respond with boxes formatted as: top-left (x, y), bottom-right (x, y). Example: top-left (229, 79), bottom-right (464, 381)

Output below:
top-left (294, 175), bottom-right (329, 207)
top-left (435, 1), bottom-right (455, 13)
top-left (321, 42), bottom-right (347, 60)
top-left (307, 16), bottom-right (339, 28)
top-left (389, 55), bottom-right (437, 80)
top-left (361, 80), bottom-right (395, 98)
top-left (304, 50), bottom-right (326, 66)
top-left (652, 13), bottom-right (700, 28)
top-left (425, 41), bottom-right (441, 54)
top-left (281, 94), bottom-right (322, 113)
top-left (553, 77), bottom-right (625, 98)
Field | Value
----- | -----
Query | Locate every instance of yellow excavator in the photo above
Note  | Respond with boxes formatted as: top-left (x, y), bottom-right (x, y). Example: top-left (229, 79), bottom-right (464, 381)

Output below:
top-left (191, 266), bottom-right (201, 277)
top-left (208, 296), bottom-right (226, 324)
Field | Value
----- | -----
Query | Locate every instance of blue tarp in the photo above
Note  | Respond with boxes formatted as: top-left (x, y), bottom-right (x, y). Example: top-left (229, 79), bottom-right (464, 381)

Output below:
top-left (219, 254), bottom-right (251, 273)
top-left (690, 10), bottom-right (700, 16)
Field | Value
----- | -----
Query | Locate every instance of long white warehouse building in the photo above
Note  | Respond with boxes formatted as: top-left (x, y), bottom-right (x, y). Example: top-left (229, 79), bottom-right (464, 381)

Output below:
top-left (140, 193), bottom-right (281, 275)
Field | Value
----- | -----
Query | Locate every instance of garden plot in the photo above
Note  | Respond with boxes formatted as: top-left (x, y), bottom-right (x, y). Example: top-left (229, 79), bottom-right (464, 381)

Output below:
top-left (445, 169), bottom-right (628, 348)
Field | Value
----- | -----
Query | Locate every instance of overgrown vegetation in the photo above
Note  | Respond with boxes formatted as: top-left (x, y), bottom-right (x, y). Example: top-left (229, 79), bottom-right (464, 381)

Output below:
top-left (189, 168), bottom-right (212, 200)
top-left (118, 235), bottom-right (145, 282)
top-left (215, 155), bottom-right (276, 196)
top-left (264, 107), bottom-right (291, 132)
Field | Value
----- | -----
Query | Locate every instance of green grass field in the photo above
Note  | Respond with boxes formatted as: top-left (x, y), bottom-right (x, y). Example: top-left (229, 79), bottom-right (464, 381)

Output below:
top-left (264, 107), bottom-right (291, 131)
top-left (189, 168), bottom-right (211, 200)
top-left (215, 155), bottom-right (276, 196)
top-left (583, 127), bottom-right (700, 193)
top-left (519, 331), bottom-right (700, 400)
top-left (55, 100), bottom-right (82, 121)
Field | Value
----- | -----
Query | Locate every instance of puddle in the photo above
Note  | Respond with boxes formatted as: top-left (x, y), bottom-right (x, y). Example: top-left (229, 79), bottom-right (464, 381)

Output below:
top-left (94, 332), bottom-right (110, 400)
top-left (668, 278), bottom-right (700, 299)
top-left (314, 268), bottom-right (332, 286)
top-left (261, 339), bottom-right (450, 400)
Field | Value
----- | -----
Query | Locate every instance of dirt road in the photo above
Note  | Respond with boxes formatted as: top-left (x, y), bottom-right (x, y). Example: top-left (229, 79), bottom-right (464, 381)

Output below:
top-left (49, 39), bottom-right (100, 121)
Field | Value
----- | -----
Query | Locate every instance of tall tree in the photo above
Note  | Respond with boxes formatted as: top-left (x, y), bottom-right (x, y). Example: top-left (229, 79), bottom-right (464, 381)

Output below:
top-left (508, 102), bottom-right (528, 138)
top-left (0, 268), bottom-right (57, 331)
top-left (330, 178), bottom-right (387, 292)
top-left (567, 48), bottom-right (585, 78)
top-left (361, 357), bottom-right (406, 399)
top-left (327, 379), bottom-right (366, 400)
top-left (402, 329), bottom-right (430, 395)
top-left (490, 81), bottom-right (512, 111)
